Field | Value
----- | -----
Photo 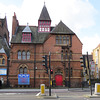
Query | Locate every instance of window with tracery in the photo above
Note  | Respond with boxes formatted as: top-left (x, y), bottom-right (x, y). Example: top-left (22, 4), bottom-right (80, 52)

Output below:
top-left (19, 66), bottom-right (27, 74)
top-left (0, 55), bottom-right (5, 65)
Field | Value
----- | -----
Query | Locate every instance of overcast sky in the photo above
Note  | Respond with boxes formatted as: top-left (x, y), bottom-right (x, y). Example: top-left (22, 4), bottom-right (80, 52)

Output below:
top-left (0, 0), bottom-right (100, 54)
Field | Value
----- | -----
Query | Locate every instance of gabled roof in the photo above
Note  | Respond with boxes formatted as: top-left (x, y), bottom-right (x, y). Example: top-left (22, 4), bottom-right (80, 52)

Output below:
top-left (0, 47), bottom-right (5, 54)
top-left (0, 37), bottom-right (10, 56)
top-left (22, 24), bottom-right (32, 33)
top-left (51, 21), bottom-right (75, 35)
top-left (39, 4), bottom-right (51, 21)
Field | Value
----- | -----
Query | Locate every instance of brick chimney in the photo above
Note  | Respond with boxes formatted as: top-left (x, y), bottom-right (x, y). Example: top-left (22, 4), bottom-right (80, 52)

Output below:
top-left (12, 12), bottom-right (19, 36)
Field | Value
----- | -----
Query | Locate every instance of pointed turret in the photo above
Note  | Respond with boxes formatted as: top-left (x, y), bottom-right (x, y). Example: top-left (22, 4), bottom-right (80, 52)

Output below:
top-left (38, 4), bottom-right (51, 33)
top-left (39, 4), bottom-right (51, 21)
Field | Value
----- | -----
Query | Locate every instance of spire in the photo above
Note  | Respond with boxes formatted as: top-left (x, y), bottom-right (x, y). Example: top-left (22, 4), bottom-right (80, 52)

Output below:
top-left (39, 4), bottom-right (51, 21)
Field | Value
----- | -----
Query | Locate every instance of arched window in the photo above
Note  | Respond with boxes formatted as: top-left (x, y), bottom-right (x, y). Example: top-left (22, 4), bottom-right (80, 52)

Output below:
top-left (18, 51), bottom-right (21, 60)
top-left (2, 58), bottom-right (5, 64)
top-left (27, 51), bottom-right (30, 60)
top-left (19, 67), bottom-right (23, 74)
top-left (19, 64), bottom-right (28, 74)
top-left (0, 55), bottom-right (5, 65)
top-left (22, 51), bottom-right (26, 60)
top-left (24, 67), bottom-right (27, 74)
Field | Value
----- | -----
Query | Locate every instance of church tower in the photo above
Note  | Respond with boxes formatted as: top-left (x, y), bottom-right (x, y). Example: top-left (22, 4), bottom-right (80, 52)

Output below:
top-left (38, 3), bottom-right (51, 32)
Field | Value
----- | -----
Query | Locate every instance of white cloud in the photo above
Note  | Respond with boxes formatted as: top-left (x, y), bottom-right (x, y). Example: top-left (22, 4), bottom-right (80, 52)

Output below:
top-left (81, 34), bottom-right (100, 54)
top-left (0, 0), bottom-right (98, 54)
top-left (0, 0), bottom-right (96, 33)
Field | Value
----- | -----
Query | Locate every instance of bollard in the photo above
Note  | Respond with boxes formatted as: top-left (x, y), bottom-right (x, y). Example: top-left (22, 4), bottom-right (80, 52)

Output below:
top-left (40, 84), bottom-right (45, 96)
top-left (94, 83), bottom-right (100, 95)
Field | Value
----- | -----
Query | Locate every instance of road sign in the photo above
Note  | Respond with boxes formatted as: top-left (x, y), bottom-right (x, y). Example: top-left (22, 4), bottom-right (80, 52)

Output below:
top-left (90, 61), bottom-right (95, 72)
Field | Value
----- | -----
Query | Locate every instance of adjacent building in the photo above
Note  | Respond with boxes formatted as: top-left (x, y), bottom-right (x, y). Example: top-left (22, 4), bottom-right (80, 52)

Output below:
top-left (0, 16), bottom-right (10, 85)
top-left (92, 44), bottom-right (100, 79)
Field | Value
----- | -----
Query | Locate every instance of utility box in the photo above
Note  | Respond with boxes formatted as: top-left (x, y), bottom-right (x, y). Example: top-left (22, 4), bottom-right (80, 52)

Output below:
top-left (40, 84), bottom-right (45, 96)
top-left (94, 83), bottom-right (100, 95)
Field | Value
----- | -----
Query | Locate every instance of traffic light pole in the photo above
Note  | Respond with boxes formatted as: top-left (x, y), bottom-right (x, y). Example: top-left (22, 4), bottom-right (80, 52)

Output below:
top-left (87, 52), bottom-right (92, 96)
top-left (49, 52), bottom-right (51, 96)
top-left (68, 47), bottom-right (70, 88)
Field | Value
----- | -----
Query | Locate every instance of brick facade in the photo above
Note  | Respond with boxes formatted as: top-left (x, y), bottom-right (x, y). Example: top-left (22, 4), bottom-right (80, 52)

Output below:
top-left (0, 16), bottom-right (9, 86)
top-left (9, 5), bottom-right (83, 88)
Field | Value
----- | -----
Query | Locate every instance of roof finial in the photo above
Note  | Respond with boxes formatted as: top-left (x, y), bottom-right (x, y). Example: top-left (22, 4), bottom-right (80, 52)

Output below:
top-left (27, 22), bottom-right (29, 26)
top-left (44, 1), bottom-right (45, 6)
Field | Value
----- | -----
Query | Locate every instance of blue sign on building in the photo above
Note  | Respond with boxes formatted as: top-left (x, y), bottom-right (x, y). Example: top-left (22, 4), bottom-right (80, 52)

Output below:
top-left (0, 69), bottom-right (7, 75)
top-left (18, 74), bottom-right (30, 85)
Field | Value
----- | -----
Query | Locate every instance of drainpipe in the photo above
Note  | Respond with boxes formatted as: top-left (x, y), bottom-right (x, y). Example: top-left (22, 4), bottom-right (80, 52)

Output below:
top-left (7, 56), bottom-right (9, 87)
top-left (34, 44), bottom-right (36, 88)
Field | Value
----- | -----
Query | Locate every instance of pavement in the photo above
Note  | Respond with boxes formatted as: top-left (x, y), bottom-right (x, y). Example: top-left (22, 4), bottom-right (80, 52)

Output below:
top-left (0, 88), bottom-right (100, 99)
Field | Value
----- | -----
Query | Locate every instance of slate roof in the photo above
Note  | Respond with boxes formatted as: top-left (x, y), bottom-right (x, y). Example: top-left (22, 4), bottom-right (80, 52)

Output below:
top-left (11, 26), bottom-right (50, 44)
top-left (11, 21), bottom-right (76, 44)
top-left (39, 5), bottom-right (51, 21)
top-left (0, 37), bottom-right (10, 56)
top-left (51, 21), bottom-right (75, 35)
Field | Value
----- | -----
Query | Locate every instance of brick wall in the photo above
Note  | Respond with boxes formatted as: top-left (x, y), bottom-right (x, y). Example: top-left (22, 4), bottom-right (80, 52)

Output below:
top-left (9, 32), bottom-right (83, 88)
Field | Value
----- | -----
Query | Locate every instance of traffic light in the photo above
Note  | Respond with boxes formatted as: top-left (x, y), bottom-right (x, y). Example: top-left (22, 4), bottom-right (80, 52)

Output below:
top-left (80, 55), bottom-right (86, 68)
top-left (50, 69), bottom-right (53, 74)
top-left (42, 55), bottom-right (48, 74)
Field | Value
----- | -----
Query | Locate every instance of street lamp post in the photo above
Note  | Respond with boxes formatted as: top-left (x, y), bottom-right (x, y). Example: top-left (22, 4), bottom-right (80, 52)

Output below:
top-left (87, 52), bottom-right (92, 95)
top-left (49, 52), bottom-right (51, 96)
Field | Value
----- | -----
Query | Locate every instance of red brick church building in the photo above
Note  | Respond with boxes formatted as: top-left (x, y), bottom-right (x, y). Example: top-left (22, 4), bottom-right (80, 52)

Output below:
top-left (9, 4), bottom-right (83, 88)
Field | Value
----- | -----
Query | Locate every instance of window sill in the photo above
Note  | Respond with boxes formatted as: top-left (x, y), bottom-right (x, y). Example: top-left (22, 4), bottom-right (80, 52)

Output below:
top-left (55, 44), bottom-right (71, 47)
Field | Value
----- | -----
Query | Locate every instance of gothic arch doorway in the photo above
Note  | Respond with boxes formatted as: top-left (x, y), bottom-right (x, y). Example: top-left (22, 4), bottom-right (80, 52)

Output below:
top-left (55, 69), bottom-right (63, 86)
top-left (55, 75), bottom-right (63, 86)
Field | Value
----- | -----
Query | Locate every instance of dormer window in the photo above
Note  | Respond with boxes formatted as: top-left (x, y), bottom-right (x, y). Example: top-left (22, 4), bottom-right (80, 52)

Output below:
top-left (22, 23), bottom-right (32, 43)
top-left (22, 33), bottom-right (31, 42)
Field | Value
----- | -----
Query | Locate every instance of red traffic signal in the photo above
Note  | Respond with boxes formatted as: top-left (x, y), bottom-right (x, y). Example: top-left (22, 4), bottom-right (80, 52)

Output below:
top-left (50, 69), bottom-right (53, 74)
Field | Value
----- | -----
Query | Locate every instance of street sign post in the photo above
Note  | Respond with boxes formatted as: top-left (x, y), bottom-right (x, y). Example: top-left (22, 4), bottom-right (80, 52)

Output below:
top-left (90, 61), bottom-right (95, 72)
